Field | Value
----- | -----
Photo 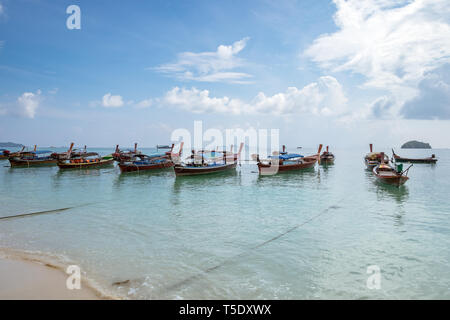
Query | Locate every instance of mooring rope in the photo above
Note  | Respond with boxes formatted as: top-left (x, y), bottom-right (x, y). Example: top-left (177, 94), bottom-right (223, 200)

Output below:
top-left (162, 200), bottom-right (344, 292)
top-left (0, 203), bottom-right (93, 221)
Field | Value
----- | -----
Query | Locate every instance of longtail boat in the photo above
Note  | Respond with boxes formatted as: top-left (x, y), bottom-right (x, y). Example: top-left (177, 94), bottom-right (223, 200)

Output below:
top-left (57, 151), bottom-right (114, 169)
top-left (320, 146), bottom-right (335, 164)
top-left (364, 144), bottom-right (389, 170)
top-left (255, 144), bottom-right (322, 175)
top-left (118, 143), bottom-right (183, 173)
top-left (8, 145), bottom-right (57, 167)
top-left (174, 143), bottom-right (243, 176)
top-left (392, 149), bottom-right (437, 164)
top-left (373, 152), bottom-right (412, 187)
top-left (0, 149), bottom-right (10, 160)
top-left (51, 143), bottom-right (88, 160)
top-left (113, 143), bottom-right (142, 162)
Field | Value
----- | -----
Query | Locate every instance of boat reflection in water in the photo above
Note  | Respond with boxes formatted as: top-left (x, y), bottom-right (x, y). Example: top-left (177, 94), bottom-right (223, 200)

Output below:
top-left (113, 167), bottom-right (174, 190)
top-left (171, 169), bottom-right (239, 207)
top-left (256, 165), bottom-right (318, 187)
top-left (374, 181), bottom-right (410, 204)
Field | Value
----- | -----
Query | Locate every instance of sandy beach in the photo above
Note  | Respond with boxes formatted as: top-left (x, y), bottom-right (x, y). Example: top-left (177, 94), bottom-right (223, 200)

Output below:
top-left (0, 255), bottom-right (102, 300)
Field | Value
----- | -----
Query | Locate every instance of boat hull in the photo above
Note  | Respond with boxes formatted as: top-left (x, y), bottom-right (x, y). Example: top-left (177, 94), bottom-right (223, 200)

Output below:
top-left (257, 159), bottom-right (316, 175)
top-left (9, 158), bottom-right (57, 167)
top-left (119, 161), bottom-right (174, 173)
top-left (374, 175), bottom-right (409, 186)
top-left (320, 156), bottom-right (335, 165)
top-left (373, 167), bottom-right (409, 186)
top-left (57, 158), bottom-right (114, 169)
top-left (174, 163), bottom-right (237, 176)
top-left (393, 157), bottom-right (437, 164)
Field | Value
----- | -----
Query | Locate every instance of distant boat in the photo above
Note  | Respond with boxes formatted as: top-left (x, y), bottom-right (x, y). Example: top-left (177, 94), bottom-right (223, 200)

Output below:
top-left (297, 147), bottom-right (302, 149)
top-left (57, 152), bottom-right (114, 169)
top-left (8, 145), bottom-right (57, 167)
top-left (119, 143), bottom-right (183, 173)
top-left (392, 149), bottom-right (437, 164)
top-left (174, 143), bottom-right (243, 176)
top-left (254, 144), bottom-right (322, 175)
top-left (364, 144), bottom-right (389, 170)
top-left (320, 146), bottom-right (335, 165)
top-left (113, 143), bottom-right (143, 162)
top-left (156, 144), bottom-right (172, 149)
top-left (51, 143), bottom-right (89, 160)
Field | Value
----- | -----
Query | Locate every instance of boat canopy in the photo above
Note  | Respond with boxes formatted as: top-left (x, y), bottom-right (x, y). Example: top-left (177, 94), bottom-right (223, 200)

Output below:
top-left (32, 150), bottom-right (53, 154)
top-left (269, 153), bottom-right (304, 160)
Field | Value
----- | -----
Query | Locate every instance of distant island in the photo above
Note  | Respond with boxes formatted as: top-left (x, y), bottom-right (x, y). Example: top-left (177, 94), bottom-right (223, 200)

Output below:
top-left (0, 142), bottom-right (24, 148)
top-left (401, 140), bottom-right (432, 149)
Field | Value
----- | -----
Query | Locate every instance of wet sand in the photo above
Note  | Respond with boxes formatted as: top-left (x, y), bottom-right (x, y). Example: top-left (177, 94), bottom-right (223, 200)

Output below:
top-left (0, 256), bottom-right (101, 299)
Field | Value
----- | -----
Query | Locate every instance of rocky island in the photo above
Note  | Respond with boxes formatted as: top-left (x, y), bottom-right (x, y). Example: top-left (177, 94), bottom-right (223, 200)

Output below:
top-left (401, 140), bottom-right (432, 149)
top-left (0, 142), bottom-right (24, 148)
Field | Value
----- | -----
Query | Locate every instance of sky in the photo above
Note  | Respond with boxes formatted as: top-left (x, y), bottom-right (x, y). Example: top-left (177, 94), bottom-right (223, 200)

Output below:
top-left (0, 0), bottom-right (449, 148)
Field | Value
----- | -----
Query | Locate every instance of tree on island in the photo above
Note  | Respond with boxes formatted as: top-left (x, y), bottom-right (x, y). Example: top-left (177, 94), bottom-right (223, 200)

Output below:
top-left (401, 140), bottom-right (432, 149)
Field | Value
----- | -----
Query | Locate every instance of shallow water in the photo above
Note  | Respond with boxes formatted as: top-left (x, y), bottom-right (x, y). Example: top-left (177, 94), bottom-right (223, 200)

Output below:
top-left (0, 147), bottom-right (449, 299)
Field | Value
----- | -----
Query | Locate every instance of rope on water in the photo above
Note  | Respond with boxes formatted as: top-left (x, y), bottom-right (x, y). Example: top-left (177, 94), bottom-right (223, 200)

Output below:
top-left (0, 203), bottom-right (93, 221)
top-left (163, 201), bottom-right (344, 292)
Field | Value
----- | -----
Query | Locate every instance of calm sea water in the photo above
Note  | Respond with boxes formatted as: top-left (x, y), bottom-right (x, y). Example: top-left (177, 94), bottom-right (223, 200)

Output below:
top-left (0, 147), bottom-right (449, 299)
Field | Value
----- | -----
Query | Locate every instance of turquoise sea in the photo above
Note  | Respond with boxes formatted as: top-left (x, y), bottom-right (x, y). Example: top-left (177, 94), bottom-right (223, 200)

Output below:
top-left (0, 147), bottom-right (449, 299)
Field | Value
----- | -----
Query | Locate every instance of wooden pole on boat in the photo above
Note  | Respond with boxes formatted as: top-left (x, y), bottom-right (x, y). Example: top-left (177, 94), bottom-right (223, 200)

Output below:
top-left (67, 142), bottom-right (74, 158)
top-left (370, 144), bottom-right (373, 153)
top-left (317, 144), bottom-right (323, 164)
top-left (34, 145), bottom-right (37, 152)
top-left (380, 152), bottom-right (385, 164)
top-left (115, 145), bottom-right (119, 153)
top-left (134, 143), bottom-right (137, 153)
top-left (282, 145), bottom-right (286, 153)
top-left (238, 142), bottom-right (244, 155)
top-left (326, 146), bottom-right (329, 153)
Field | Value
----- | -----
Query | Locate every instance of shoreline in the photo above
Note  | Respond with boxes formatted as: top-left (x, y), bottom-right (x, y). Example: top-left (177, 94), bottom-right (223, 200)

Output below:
top-left (0, 247), bottom-right (118, 300)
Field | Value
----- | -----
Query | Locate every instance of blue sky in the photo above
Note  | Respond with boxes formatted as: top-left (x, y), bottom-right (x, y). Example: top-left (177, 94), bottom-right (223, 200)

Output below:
top-left (0, 0), bottom-right (449, 148)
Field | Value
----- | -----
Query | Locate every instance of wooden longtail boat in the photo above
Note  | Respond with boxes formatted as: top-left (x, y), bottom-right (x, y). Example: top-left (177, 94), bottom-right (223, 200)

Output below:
top-left (174, 143), bottom-right (243, 176)
top-left (255, 144), bottom-right (322, 175)
top-left (118, 143), bottom-right (183, 173)
top-left (8, 146), bottom-right (57, 167)
top-left (320, 146), bottom-right (335, 164)
top-left (392, 149), bottom-right (437, 164)
top-left (113, 143), bottom-right (143, 162)
top-left (57, 152), bottom-right (114, 169)
top-left (365, 144), bottom-right (389, 170)
top-left (373, 153), bottom-right (412, 187)
top-left (51, 143), bottom-right (88, 160)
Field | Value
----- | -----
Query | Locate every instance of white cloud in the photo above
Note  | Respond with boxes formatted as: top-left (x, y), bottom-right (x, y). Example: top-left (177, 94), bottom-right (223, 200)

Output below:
top-left (305, 0), bottom-right (450, 115)
top-left (102, 93), bottom-right (124, 108)
top-left (135, 98), bottom-right (153, 109)
top-left (163, 76), bottom-right (347, 116)
top-left (17, 90), bottom-right (41, 118)
top-left (0, 3), bottom-right (4, 16)
top-left (154, 37), bottom-right (252, 83)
